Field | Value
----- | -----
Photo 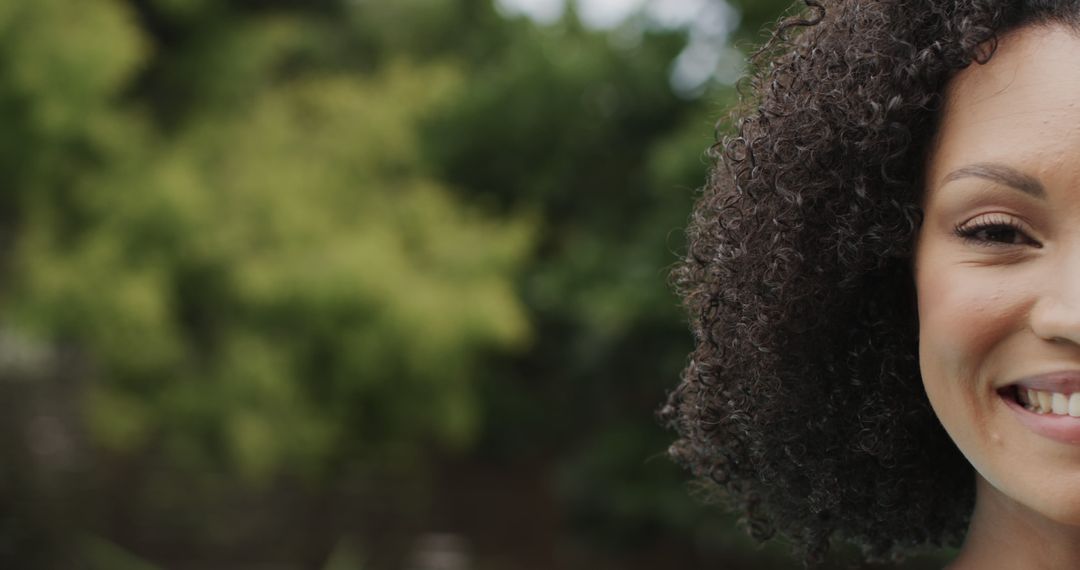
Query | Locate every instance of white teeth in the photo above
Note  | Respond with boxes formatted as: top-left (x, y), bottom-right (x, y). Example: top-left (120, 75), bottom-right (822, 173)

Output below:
top-left (1053, 393), bottom-right (1069, 414)
top-left (1020, 388), bottom-right (1080, 416)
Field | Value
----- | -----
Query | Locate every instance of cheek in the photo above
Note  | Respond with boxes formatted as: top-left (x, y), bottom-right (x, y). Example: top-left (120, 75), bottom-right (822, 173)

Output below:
top-left (917, 265), bottom-right (1017, 380)
top-left (915, 264), bottom-right (1013, 467)
top-left (920, 269), bottom-right (993, 367)
top-left (915, 250), bottom-right (1036, 446)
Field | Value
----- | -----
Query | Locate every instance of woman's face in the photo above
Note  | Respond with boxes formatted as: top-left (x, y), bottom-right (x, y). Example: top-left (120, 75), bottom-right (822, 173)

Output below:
top-left (916, 24), bottom-right (1080, 525)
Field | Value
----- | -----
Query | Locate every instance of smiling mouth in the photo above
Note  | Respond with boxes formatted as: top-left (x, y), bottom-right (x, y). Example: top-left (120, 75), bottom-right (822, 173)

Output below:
top-left (1000, 381), bottom-right (1080, 444)
top-left (1005, 385), bottom-right (1080, 417)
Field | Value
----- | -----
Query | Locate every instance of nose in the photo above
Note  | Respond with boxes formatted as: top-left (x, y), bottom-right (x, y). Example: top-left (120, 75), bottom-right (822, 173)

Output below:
top-left (1031, 298), bottom-right (1080, 346)
top-left (1030, 259), bottom-right (1080, 346)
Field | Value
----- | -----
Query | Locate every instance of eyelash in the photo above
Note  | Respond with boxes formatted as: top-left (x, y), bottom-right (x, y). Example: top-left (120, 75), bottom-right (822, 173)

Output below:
top-left (953, 214), bottom-right (1042, 248)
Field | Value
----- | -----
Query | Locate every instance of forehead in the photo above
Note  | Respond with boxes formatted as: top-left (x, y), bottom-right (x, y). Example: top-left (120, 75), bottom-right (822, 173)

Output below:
top-left (928, 24), bottom-right (1080, 188)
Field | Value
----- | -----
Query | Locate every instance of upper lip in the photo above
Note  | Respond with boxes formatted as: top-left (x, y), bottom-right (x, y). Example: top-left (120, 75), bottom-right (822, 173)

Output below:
top-left (1008, 371), bottom-right (1080, 393)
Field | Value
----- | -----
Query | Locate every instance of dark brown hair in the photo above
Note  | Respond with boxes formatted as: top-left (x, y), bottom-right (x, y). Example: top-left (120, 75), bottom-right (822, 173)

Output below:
top-left (663, 0), bottom-right (1080, 563)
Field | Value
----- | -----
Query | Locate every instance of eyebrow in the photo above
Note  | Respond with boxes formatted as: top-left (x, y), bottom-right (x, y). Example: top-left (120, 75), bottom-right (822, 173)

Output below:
top-left (941, 162), bottom-right (1045, 198)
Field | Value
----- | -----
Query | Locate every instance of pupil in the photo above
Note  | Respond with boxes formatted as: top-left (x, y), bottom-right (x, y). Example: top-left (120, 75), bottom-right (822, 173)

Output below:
top-left (983, 228), bottom-right (1015, 243)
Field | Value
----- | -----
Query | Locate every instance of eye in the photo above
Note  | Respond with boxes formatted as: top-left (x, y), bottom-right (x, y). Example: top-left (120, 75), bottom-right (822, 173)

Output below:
top-left (953, 214), bottom-right (1042, 248)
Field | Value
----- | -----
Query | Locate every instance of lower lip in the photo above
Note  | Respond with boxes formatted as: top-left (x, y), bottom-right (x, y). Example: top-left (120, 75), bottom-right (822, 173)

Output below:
top-left (1001, 389), bottom-right (1080, 444)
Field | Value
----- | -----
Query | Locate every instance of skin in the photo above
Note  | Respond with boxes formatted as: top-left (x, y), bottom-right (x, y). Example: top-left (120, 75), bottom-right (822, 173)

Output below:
top-left (916, 24), bottom-right (1080, 569)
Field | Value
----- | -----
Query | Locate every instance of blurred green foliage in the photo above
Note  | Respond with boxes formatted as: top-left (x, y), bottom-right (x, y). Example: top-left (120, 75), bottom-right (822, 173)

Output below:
top-left (10, 0), bottom-right (532, 484)
top-left (0, 0), bottom-right (953, 568)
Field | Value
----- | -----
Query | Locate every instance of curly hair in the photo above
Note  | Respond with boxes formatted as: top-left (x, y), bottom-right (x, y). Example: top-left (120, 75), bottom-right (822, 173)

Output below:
top-left (661, 0), bottom-right (1080, 564)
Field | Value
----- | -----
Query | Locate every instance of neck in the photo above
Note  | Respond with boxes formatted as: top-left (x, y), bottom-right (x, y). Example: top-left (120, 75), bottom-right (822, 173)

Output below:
top-left (950, 475), bottom-right (1080, 570)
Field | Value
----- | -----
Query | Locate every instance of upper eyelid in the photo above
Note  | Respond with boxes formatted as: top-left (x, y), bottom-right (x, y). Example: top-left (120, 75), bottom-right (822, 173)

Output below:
top-left (957, 212), bottom-right (1032, 231)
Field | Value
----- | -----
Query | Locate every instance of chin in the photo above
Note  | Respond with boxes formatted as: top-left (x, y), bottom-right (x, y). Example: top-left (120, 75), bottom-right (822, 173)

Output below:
top-left (975, 456), bottom-right (1080, 528)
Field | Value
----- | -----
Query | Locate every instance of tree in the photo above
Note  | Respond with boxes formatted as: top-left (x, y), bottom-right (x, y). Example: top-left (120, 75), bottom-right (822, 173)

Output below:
top-left (0, 0), bottom-right (534, 565)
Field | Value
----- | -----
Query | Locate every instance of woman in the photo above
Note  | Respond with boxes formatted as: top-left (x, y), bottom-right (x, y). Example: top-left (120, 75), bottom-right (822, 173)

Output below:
top-left (663, 0), bottom-right (1080, 567)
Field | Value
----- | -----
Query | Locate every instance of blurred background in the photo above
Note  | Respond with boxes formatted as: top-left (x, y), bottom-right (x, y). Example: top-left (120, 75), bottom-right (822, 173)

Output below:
top-left (0, 0), bottom-right (954, 568)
